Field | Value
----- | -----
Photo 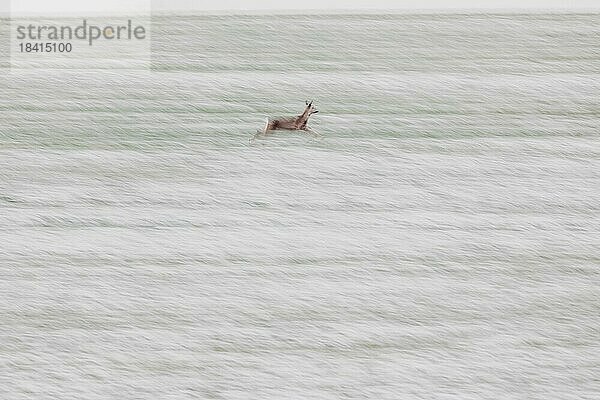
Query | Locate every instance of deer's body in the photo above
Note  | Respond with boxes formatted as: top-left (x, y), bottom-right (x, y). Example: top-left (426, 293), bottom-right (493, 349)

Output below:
top-left (256, 101), bottom-right (319, 139)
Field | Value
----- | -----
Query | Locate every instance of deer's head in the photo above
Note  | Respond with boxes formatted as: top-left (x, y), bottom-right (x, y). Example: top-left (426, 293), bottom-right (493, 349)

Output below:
top-left (304, 100), bottom-right (319, 116)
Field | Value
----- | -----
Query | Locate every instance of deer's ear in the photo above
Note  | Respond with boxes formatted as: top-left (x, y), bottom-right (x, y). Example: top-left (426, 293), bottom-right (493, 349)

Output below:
top-left (305, 100), bottom-right (309, 105)
top-left (312, 110), bottom-right (319, 114)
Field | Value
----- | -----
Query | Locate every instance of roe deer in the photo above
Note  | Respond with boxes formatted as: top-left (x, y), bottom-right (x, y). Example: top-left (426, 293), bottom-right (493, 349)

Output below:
top-left (252, 101), bottom-right (320, 142)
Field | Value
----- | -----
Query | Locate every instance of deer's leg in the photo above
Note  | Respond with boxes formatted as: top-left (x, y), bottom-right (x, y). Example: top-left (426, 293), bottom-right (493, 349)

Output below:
top-left (251, 119), bottom-right (275, 143)
top-left (252, 128), bottom-right (270, 140)
top-left (304, 127), bottom-right (321, 138)
top-left (250, 129), bottom-right (268, 143)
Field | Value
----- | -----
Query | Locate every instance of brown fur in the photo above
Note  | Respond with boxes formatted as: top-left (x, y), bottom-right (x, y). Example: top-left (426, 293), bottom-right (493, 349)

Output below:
top-left (256, 101), bottom-right (319, 139)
